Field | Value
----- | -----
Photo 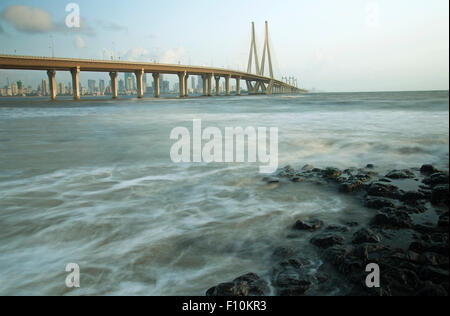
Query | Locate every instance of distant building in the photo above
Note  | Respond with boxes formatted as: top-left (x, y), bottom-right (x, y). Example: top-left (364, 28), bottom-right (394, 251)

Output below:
top-left (99, 79), bottom-right (105, 95)
top-left (161, 80), bottom-right (170, 94)
top-left (124, 73), bottom-right (136, 92)
top-left (88, 80), bottom-right (96, 94)
top-left (41, 79), bottom-right (48, 96)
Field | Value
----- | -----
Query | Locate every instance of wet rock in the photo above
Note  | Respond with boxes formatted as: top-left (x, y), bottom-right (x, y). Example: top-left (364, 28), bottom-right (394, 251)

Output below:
top-left (365, 197), bottom-right (395, 210)
top-left (302, 164), bottom-right (314, 171)
top-left (272, 259), bottom-right (312, 296)
top-left (417, 281), bottom-right (448, 296)
top-left (370, 207), bottom-right (413, 229)
top-left (366, 164), bottom-right (375, 169)
top-left (322, 167), bottom-right (342, 179)
top-left (423, 172), bottom-right (449, 187)
top-left (419, 266), bottom-right (449, 285)
top-left (339, 180), bottom-right (364, 193)
top-left (272, 247), bottom-right (295, 260)
top-left (262, 176), bottom-right (280, 184)
top-left (352, 228), bottom-right (382, 244)
top-left (293, 219), bottom-right (324, 232)
top-left (346, 222), bottom-right (359, 227)
top-left (420, 164), bottom-right (439, 174)
top-left (290, 176), bottom-right (304, 183)
top-left (401, 191), bottom-right (426, 205)
top-left (385, 169), bottom-right (415, 179)
top-left (437, 212), bottom-right (449, 228)
top-left (206, 273), bottom-right (269, 296)
top-left (366, 182), bottom-right (403, 199)
top-left (316, 272), bottom-right (330, 284)
top-left (311, 233), bottom-right (344, 249)
top-left (431, 184), bottom-right (449, 206)
top-left (325, 225), bottom-right (350, 233)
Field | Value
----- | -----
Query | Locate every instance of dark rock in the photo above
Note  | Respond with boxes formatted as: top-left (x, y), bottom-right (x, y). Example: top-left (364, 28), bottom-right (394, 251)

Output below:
top-left (293, 219), bottom-right (324, 232)
top-left (311, 233), bottom-right (344, 249)
top-left (290, 176), bottom-right (304, 183)
top-left (262, 176), bottom-right (280, 184)
top-left (420, 164), bottom-right (439, 174)
top-left (431, 184), bottom-right (449, 206)
top-left (385, 169), bottom-right (415, 179)
top-left (370, 208), bottom-right (413, 229)
top-left (379, 178), bottom-right (392, 183)
top-left (325, 225), bottom-right (350, 233)
top-left (417, 281), bottom-right (448, 296)
top-left (272, 247), bottom-right (295, 260)
top-left (437, 212), bottom-right (449, 228)
top-left (419, 266), bottom-right (449, 285)
top-left (423, 172), bottom-right (449, 187)
top-left (322, 167), bottom-right (342, 179)
top-left (401, 191), bottom-right (426, 205)
top-left (346, 222), bottom-right (359, 227)
top-left (339, 181), bottom-right (364, 193)
top-left (316, 273), bottom-right (330, 284)
top-left (302, 164), bottom-right (314, 171)
top-left (272, 259), bottom-right (312, 296)
top-left (366, 164), bottom-right (375, 169)
top-left (365, 198), bottom-right (395, 210)
top-left (206, 273), bottom-right (269, 296)
top-left (352, 228), bottom-right (382, 244)
top-left (366, 182), bottom-right (403, 199)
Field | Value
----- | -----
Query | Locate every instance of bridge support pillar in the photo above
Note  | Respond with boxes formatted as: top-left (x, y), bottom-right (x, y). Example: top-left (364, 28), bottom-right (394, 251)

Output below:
top-left (225, 75), bottom-right (231, 96)
top-left (109, 72), bottom-right (118, 99)
top-left (47, 70), bottom-right (56, 101)
top-left (202, 75), bottom-right (207, 96)
top-left (207, 75), bottom-right (213, 96)
top-left (178, 72), bottom-right (186, 98)
top-left (184, 74), bottom-right (189, 97)
top-left (215, 76), bottom-right (221, 96)
top-left (71, 67), bottom-right (80, 100)
top-left (135, 69), bottom-right (144, 98)
top-left (152, 73), bottom-right (160, 98)
top-left (236, 77), bottom-right (241, 95)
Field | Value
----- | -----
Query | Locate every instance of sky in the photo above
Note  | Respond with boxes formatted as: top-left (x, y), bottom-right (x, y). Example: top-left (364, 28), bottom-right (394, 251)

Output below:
top-left (0, 0), bottom-right (448, 92)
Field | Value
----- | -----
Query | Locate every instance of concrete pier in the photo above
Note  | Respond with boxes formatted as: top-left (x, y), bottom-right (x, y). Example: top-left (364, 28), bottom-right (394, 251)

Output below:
top-left (135, 69), bottom-right (144, 98)
top-left (178, 72), bottom-right (186, 97)
top-left (152, 73), bottom-right (160, 98)
top-left (71, 67), bottom-right (80, 100)
top-left (47, 70), bottom-right (56, 101)
top-left (184, 74), bottom-right (189, 97)
top-left (225, 75), bottom-right (231, 96)
top-left (236, 77), bottom-right (241, 95)
top-left (215, 76), bottom-right (220, 96)
top-left (109, 72), bottom-right (118, 99)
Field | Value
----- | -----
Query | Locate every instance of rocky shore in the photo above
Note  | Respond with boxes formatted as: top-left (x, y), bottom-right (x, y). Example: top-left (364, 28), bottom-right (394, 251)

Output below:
top-left (206, 164), bottom-right (449, 296)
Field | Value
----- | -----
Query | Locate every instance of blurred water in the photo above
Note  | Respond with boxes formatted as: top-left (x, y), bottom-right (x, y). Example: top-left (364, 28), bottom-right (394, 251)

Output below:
top-left (0, 91), bottom-right (448, 295)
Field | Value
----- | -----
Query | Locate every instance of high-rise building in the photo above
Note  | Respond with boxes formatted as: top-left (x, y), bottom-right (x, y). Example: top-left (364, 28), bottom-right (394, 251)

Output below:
top-left (58, 82), bottom-right (65, 95)
top-left (99, 80), bottom-right (105, 95)
top-left (118, 79), bottom-right (125, 94)
top-left (88, 80), bottom-right (96, 94)
top-left (12, 82), bottom-right (18, 96)
top-left (197, 76), bottom-right (203, 93)
top-left (191, 76), bottom-right (196, 92)
top-left (41, 79), bottom-right (48, 96)
top-left (124, 73), bottom-right (136, 92)
top-left (161, 80), bottom-right (170, 94)
top-left (17, 81), bottom-right (24, 94)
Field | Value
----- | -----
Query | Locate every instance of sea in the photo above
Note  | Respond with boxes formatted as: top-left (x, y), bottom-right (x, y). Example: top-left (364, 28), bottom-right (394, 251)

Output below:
top-left (0, 90), bottom-right (448, 295)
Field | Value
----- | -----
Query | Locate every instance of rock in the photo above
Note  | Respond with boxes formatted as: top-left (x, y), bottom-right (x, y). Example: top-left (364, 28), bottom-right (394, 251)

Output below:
top-left (352, 228), bottom-right (382, 244)
top-left (262, 176), bottom-right (280, 184)
top-left (437, 212), bottom-right (449, 228)
top-left (417, 281), bottom-right (448, 296)
top-left (366, 182), bottom-right (403, 199)
top-left (370, 208), bottom-right (413, 229)
top-left (302, 164), bottom-right (314, 171)
top-left (293, 219), bottom-right (324, 232)
top-left (316, 273), bottom-right (330, 284)
top-left (272, 259), bottom-right (312, 296)
top-left (423, 172), bottom-right (449, 187)
top-left (365, 198), bottom-right (395, 210)
top-left (346, 222), bottom-right (359, 227)
top-left (311, 233), bottom-right (344, 249)
top-left (420, 164), bottom-right (439, 174)
top-left (206, 273), bottom-right (269, 296)
top-left (401, 191), bottom-right (426, 205)
top-left (322, 167), bottom-right (342, 179)
top-left (339, 181), bottom-right (364, 193)
top-left (325, 225), bottom-right (350, 233)
top-left (366, 164), bottom-right (375, 169)
top-left (272, 247), bottom-right (295, 260)
top-left (385, 169), bottom-right (415, 179)
top-left (419, 266), bottom-right (449, 285)
top-left (290, 176), bottom-right (304, 183)
top-left (431, 184), bottom-right (449, 206)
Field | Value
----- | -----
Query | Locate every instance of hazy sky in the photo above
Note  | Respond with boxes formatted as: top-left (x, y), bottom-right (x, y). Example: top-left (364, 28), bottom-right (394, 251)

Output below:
top-left (0, 0), bottom-right (448, 92)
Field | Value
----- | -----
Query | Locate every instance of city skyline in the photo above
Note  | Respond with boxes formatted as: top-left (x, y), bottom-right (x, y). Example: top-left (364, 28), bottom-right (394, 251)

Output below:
top-left (0, 0), bottom-right (449, 92)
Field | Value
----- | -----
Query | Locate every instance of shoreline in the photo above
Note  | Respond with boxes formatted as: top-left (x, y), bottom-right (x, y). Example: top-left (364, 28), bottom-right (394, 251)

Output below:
top-left (206, 163), bottom-right (449, 296)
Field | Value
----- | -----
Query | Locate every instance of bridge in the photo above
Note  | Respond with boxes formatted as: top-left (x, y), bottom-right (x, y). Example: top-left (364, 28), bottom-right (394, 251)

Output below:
top-left (0, 22), bottom-right (306, 100)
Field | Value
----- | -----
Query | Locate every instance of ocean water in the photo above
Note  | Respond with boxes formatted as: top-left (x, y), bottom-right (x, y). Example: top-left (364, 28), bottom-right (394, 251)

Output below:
top-left (0, 91), bottom-right (448, 295)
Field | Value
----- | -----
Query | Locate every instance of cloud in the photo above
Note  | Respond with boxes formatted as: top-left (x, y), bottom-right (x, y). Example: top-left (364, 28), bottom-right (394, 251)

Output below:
top-left (1, 5), bottom-right (53, 33)
top-left (75, 36), bottom-right (85, 49)
top-left (97, 20), bottom-right (127, 32)
top-left (160, 47), bottom-right (185, 64)
top-left (1, 5), bottom-right (95, 36)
